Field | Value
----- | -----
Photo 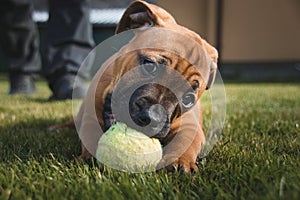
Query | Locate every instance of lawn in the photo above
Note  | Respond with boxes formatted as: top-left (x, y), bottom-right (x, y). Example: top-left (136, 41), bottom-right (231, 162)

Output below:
top-left (0, 74), bottom-right (299, 199)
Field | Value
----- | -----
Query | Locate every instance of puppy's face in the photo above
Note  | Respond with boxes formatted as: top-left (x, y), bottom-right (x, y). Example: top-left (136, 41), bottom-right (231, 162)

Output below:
top-left (103, 49), bottom-right (205, 138)
top-left (100, 1), bottom-right (217, 140)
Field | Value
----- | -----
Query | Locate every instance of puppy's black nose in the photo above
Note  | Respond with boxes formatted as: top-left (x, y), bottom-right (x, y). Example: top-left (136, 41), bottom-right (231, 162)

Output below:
top-left (136, 104), bottom-right (166, 127)
top-left (136, 110), bottom-right (151, 126)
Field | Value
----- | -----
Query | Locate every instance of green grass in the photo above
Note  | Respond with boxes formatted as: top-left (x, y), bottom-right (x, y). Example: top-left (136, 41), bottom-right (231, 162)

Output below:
top-left (0, 74), bottom-right (299, 199)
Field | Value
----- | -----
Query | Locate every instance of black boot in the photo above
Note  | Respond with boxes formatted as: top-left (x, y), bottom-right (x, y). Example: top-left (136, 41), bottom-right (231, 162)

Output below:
top-left (49, 74), bottom-right (87, 100)
top-left (9, 74), bottom-right (36, 95)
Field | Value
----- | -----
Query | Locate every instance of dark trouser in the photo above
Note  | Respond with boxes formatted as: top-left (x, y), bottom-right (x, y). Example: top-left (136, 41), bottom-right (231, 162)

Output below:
top-left (45, 0), bottom-right (94, 85)
top-left (0, 0), bottom-right (94, 84)
top-left (0, 0), bottom-right (41, 76)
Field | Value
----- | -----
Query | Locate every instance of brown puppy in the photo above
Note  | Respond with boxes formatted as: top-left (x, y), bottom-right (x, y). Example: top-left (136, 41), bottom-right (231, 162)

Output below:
top-left (74, 0), bottom-right (218, 173)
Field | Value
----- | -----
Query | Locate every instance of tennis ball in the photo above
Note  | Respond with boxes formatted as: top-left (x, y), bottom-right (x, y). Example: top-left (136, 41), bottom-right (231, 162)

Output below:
top-left (96, 122), bottom-right (162, 172)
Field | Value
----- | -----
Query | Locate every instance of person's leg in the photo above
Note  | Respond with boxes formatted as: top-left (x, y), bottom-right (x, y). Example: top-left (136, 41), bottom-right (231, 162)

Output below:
top-left (0, 0), bottom-right (41, 94)
top-left (44, 0), bottom-right (94, 100)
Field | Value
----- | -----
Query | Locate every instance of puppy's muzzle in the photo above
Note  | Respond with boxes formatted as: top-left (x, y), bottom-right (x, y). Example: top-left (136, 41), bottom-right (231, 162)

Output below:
top-left (130, 99), bottom-right (170, 138)
top-left (134, 104), bottom-right (166, 126)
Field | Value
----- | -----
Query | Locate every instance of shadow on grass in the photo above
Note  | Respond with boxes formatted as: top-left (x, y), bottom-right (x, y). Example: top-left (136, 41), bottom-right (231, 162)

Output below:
top-left (30, 97), bottom-right (52, 103)
top-left (0, 117), bottom-right (81, 163)
top-left (29, 96), bottom-right (74, 103)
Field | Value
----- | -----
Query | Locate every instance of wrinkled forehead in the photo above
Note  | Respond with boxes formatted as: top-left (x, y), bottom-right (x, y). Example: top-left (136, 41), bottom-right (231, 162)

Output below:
top-left (120, 27), bottom-right (212, 83)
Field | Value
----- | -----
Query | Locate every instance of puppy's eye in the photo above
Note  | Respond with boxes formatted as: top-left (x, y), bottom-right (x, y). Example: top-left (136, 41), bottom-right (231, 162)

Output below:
top-left (192, 80), bottom-right (200, 91)
top-left (141, 58), bottom-right (158, 76)
top-left (181, 92), bottom-right (196, 108)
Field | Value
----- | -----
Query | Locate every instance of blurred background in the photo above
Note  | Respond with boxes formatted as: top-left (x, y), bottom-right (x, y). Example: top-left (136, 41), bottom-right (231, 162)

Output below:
top-left (0, 0), bottom-right (299, 82)
top-left (158, 0), bottom-right (300, 82)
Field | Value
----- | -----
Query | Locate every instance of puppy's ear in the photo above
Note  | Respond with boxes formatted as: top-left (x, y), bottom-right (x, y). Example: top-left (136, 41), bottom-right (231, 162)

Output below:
top-left (202, 40), bottom-right (218, 89)
top-left (206, 62), bottom-right (218, 89)
top-left (116, 0), bottom-right (176, 34)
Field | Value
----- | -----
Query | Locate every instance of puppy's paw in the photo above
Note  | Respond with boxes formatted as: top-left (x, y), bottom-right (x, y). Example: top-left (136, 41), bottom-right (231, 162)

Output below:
top-left (157, 157), bottom-right (198, 174)
top-left (169, 158), bottom-right (198, 174)
top-left (48, 120), bottom-right (75, 132)
top-left (79, 147), bottom-right (93, 162)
